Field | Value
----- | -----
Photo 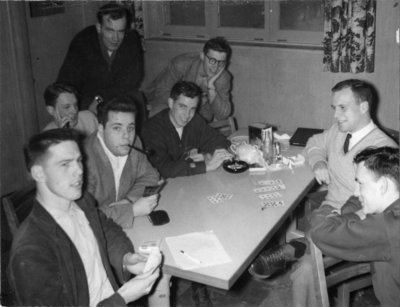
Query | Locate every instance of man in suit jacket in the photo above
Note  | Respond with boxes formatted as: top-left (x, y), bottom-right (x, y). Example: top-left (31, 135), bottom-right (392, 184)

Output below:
top-left (84, 96), bottom-right (160, 229)
top-left (7, 129), bottom-right (160, 306)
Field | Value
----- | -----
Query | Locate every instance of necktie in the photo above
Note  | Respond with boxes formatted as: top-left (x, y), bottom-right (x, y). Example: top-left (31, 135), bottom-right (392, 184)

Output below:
top-left (343, 133), bottom-right (352, 153)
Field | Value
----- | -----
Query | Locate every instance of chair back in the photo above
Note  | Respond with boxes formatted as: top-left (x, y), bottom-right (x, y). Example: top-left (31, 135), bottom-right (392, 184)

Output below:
top-left (209, 116), bottom-right (237, 137)
top-left (2, 183), bottom-right (36, 238)
top-left (309, 238), bottom-right (330, 307)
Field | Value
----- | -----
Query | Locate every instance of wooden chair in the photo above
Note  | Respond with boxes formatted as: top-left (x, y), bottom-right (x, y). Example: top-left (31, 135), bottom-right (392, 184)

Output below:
top-left (310, 238), bottom-right (373, 307)
top-left (209, 116), bottom-right (237, 137)
top-left (2, 183), bottom-right (36, 238)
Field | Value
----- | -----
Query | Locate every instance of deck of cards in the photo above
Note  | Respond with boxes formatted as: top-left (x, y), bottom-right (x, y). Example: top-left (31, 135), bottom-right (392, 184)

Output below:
top-left (254, 178), bottom-right (286, 210)
top-left (207, 193), bottom-right (233, 205)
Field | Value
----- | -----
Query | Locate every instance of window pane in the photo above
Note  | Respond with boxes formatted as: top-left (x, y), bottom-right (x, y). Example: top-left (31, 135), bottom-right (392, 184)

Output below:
top-left (219, 0), bottom-right (264, 29)
top-left (165, 1), bottom-right (205, 26)
top-left (279, 1), bottom-right (323, 32)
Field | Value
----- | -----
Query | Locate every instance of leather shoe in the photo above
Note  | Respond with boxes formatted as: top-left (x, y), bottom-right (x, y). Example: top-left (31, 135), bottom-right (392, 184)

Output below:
top-left (248, 245), bottom-right (295, 279)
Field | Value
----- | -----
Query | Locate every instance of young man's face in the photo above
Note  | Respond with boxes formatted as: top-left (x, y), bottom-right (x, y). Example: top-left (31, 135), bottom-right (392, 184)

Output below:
top-left (168, 94), bottom-right (199, 129)
top-left (47, 92), bottom-right (79, 128)
top-left (96, 15), bottom-right (127, 52)
top-left (201, 49), bottom-right (227, 78)
top-left (34, 141), bottom-right (83, 203)
top-left (354, 161), bottom-right (383, 215)
top-left (99, 111), bottom-right (135, 156)
top-left (331, 87), bottom-right (368, 133)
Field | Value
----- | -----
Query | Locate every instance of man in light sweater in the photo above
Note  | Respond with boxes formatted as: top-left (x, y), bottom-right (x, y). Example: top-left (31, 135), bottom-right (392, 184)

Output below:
top-left (248, 79), bottom-right (398, 292)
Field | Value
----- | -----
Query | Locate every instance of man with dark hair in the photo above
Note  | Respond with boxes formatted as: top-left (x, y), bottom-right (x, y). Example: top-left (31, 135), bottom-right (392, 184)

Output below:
top-left (142, 81), bottom-right (232, 179)
top-left (7, 129), bottom-right (160, 306)
top-left (248, 79), bottom-right (398, 280)
top-left (57, 2), bottom-right (143, 111)
top-left (145, 37), bottom-right (233, 122)
top-left (43, 82), bottom-right (98, 136)
top-left (310, 146), bottom-right (400, 307)
top-left (84, 97), bottom-right (160, 229)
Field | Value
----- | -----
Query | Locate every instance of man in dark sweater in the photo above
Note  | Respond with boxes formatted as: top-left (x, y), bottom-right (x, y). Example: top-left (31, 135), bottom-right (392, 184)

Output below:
top-left (142, 81), bottom-right (232, 179)
top-left (57, 2), bottom-right (143, 111)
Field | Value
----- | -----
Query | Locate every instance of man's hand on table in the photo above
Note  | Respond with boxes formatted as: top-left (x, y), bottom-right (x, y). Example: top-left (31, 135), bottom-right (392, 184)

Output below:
top-left (133, 194), bottom-right (158, 217)
top-left (205, 149), bottom-right (233, 172)
top-left (313, 161), bottom-right (330, 185)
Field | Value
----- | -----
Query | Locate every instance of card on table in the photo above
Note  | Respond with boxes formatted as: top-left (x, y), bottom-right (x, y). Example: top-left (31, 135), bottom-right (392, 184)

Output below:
top-left (258, 192), bottom-right (282, 200)
top-left (258, 179), bottom-right (284, 186)
top-left (261, 200), bottom-right (285, 210)
top-left (207, 193), bottom-right (233, 205)
top-left (253, 184), bottom-right (286, 193)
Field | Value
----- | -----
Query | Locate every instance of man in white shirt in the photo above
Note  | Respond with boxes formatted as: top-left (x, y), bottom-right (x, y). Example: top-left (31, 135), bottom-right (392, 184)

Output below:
top-left (7, 128), bottom-right (160, 306)
top-left (84, 97), bottom-right (160, 229)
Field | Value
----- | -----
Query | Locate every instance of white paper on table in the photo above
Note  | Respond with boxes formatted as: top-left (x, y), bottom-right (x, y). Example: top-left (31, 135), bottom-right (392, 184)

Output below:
top-left (165, 230), bottom-right (232, 270)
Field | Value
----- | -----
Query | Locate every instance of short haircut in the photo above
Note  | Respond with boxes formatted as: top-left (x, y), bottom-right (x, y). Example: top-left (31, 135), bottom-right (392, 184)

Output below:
top-left (332, 79), bottom-right (373, 110)
top-left (97, 2), bottom-right (130, 26)
top-left (24, 129), bottom-right (80, 171)
top-left (354, 146), bottom-right (400, 190)
top-left (97, 96), bottom-right (137, 126)
top-left (44, 83), bottom-right (78, 107)
top-left (203, 37), bottom-right (232, 61)
top-left (169, 81), bottom-right (202, 101)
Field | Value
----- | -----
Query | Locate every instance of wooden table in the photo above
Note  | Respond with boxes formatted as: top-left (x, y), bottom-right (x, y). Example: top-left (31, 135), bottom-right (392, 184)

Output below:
top-left (125, 146), bottom-right (315, 290)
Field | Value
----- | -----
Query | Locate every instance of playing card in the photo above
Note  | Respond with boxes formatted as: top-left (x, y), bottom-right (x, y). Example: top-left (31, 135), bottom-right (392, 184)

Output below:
top-left (258, 179), bottom-right (283, 186)
top-left (258, 192), bottom-right (282, 200)
top-left (261, 200), bottom-right (285, 210)
top-left (253, 184), bottom-right (286, 193)
top-left (207, 195), bottom-right (222, 205)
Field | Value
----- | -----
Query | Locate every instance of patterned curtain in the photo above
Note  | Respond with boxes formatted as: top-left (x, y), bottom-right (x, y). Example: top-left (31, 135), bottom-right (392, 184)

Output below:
top-left (323, 0), bottom-right (376, 73)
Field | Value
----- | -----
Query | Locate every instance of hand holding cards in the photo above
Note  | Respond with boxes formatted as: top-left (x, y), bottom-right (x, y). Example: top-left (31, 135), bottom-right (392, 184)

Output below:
top-left (143, 180), bottom-right (167, 197)
top-left (143, 247), bottom-right (162, 274)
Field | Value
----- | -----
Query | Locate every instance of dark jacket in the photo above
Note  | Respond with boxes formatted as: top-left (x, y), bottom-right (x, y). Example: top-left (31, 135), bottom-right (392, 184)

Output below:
top-left (310, 199), bottom-right (400, 307)
top-left (141, 109), bottom-right (231, 178)
top-left (7, 192), bottom-right (133, 306)
top-left (57, 25), bottom-right (143, 109)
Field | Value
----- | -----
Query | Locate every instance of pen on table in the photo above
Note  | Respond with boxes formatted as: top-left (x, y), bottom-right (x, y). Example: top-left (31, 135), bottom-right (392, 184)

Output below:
top-left (180, 250), bottom-right (202, 264)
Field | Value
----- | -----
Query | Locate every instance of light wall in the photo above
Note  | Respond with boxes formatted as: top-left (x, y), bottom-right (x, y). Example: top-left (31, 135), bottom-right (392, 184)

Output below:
top-left (142, 0), bottom-right (399, 133)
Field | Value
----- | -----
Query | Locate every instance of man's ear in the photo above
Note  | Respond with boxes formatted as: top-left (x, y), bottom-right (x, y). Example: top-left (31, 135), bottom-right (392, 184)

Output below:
top-left (200, 52), bottom-right (205, 62)
top-left (96, 23), bottom-right (102, 34)
top-left (379, 176), bottom-right (389, 195)
top-left (168, 98), bottom-right (174, 109)
top-left (31, 165), bottom-right (45, 182)
top-left (46, 106), bottom-right (56, 117)
top-left (360, 101), bottom-right (369, 114)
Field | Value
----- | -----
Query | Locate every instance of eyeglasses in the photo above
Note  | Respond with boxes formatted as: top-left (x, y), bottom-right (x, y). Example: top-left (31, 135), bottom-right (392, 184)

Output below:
top-left (205, 54), bottom-right (227, 67)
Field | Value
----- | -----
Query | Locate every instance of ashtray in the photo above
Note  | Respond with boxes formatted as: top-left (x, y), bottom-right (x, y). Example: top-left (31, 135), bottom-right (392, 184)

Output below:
top-left (223, 160), bottom-right (249, 174)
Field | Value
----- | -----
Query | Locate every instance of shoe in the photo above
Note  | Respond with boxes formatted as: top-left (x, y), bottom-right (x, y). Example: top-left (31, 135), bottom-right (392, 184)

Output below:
top-left (248, 245), bottom-right (295, 279)
top-left (191, 282), bottom-right (213, 307)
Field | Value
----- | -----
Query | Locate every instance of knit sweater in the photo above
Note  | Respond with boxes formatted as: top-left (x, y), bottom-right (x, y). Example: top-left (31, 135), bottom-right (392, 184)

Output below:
top-left (305, 123), bottom-right (397, 210)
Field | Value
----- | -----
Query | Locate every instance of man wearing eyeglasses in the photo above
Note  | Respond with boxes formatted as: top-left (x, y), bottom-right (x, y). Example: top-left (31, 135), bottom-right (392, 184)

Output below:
top-left (145, 37), bottom-right (233, 122)
top-left (57, 2), bottom-right (143, 112)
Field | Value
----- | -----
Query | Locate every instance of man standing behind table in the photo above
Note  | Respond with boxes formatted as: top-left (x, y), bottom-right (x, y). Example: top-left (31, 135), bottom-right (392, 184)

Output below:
top-left (145, 37), bottom-right (233, 122)
top-left (57, 2), bottom-right (143, 111)
top-left (84, 97), bottom-right (160, 229)
top-left (142, 81), bottom-right (232, 179)
top-left (7, 129), bottom-right (160, 306)
top-left (311, 146), bottom-right (400, 307)
top-left (43, 82), bottom-right (98, 137)
top-left (248, 79), bottom-right (398, 280)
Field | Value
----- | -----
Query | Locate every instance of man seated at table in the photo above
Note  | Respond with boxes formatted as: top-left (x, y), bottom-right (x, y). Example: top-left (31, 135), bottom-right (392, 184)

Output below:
top-left (7, 129), bottom-right (160, 306)
top-left (145, 37), bottom-right (233, 122)
top-left (248, 79), bottom-right (398, 279)
top-left (43, 82), bottom-right (98, 137)
top-left (142, 81), bottom-right (232, 179)
top-left (84, 97), bottom-right (160, 229)
top-left (310, 146), bottom-right (400, 307)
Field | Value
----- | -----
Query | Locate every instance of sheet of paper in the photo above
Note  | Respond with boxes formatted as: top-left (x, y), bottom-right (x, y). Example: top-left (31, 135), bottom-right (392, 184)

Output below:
top-left (165, 231), bottom-right (232, 270)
